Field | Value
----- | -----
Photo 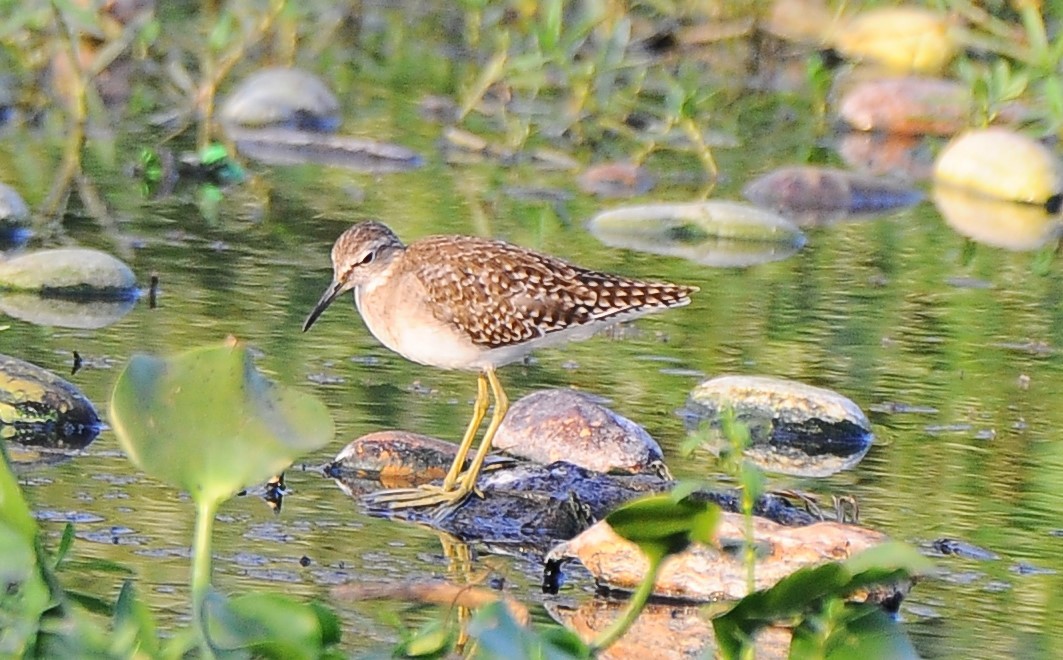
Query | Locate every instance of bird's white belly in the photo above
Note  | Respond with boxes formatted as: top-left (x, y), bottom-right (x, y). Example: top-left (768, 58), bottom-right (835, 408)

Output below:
top-left (354, 289), bottom-right (485, 370)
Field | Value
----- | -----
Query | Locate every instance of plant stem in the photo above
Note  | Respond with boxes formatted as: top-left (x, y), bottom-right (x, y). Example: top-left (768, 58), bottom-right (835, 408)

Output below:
top-left (591, 555), bottom-right (662, 653)
top-left (743, 484), bottom-right (755, 594)
top-left (191, 497), bottom-right (218, 657)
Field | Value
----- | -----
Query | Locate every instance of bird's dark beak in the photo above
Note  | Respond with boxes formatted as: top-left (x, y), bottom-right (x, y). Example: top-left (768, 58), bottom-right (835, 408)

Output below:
top-left (302, 280), bottom-right (344, 332)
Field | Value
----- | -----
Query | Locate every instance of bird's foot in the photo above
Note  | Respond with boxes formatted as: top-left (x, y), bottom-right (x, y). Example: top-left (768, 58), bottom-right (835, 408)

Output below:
top-left (362, 482), bottom-right (483, 513)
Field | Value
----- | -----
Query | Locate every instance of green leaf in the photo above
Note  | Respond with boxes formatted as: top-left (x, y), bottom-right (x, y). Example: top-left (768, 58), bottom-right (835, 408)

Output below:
top-left (0, 521), bottom-right (53, 656)
top-left (201, 589), bottom-right (342, 658)
top-left (52, 523), bottom-right (75, 570)
top-left (396, 619), bottom-right (454, 658)
top-left (712, 542), bottom-right (930, 658)
top-left (537, 0), bottom-right (562, 54)
top-left (112, 580), bottom-right (159, 656)
top-left (467, 601), bottom-right (589, 660)
top-left (109, 340), bottom-right (334, 508)
top-left (64, 589), bottom-right (115, 616)
top-left (606, 493), bottom-right (720, 562)
top-left (0, 444), bottom-right (39, 542)
top-left (790, 601), bottom-right (919, 660)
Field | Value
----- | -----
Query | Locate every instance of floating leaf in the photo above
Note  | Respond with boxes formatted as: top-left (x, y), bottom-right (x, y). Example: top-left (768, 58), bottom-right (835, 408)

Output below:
top-left (109, 339), bottom-right (334, 507)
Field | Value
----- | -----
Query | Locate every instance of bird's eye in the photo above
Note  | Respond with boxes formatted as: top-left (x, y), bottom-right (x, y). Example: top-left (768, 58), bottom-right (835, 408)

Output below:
top-left (358, 251), bottom-right (375, 266)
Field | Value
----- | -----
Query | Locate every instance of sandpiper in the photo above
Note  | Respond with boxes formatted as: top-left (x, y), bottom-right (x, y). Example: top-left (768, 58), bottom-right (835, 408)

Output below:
top-left (303, 221), bottom-right (697, 509)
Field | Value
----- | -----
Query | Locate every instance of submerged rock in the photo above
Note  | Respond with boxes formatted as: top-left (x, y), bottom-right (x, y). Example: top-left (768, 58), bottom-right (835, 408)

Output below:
top-left (545, 513), bottom-right (905, 603)
top-left (588, 201), bottom-right (805, 268)
top-left (0, 248), bottom-right (137, 298)
top-left (743, 165), bottom-right (923, 221)
top-left (220, 67), bottom-right (340, 132)
top-left (577, 162), bottom-right (655, 198)
top-left (494, 389), bottom-right (668, 476)
top-left (681, 375), bottom-right (873, 477)
top-left (836, 131), bottom-right (934, 181)
top-left (0, 354), bottom-right (101, 451)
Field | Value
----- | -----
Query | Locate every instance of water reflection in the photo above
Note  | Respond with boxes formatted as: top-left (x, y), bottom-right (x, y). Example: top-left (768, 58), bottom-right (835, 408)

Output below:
top-left (0, 292), bottom-right (137, 329)
top-left (933, 185), bottom-right (1063, 251)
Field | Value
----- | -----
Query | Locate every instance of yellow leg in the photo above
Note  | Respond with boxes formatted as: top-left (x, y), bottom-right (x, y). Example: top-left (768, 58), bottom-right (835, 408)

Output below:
top-left (362, 368), bottom-right (504, 511)
top-left (441, 372), bottom-right (489, 490)
top-left (457, 367), bottom-right (508, 494)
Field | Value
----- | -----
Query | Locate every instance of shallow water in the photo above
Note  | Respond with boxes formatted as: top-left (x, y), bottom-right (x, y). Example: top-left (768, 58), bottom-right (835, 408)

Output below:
top-left (4, 6), bottom-right (1063, 658)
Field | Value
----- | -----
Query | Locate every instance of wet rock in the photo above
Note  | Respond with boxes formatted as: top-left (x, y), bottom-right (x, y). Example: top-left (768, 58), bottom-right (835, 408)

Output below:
top-left (0, 293), bottom-right (137, 329)
top-left (681, 375), bottom-right (873, 477)
top-left (0, 354), bottom-right (101, 451)
top-left (330, 431), bottom-right (824, 554)
top-left (933, 185), bottom-right (1063, 251)
top-left (933, 128), bottom-right (1062, 207)
top-left (327, 430), bottom-right (515, 489)
top-left (545, 513), bottom-right (903, 602)
top-left (838, 77), bottom-right (974, 136)
top-left (350, 461), bottom-right (667, 555)
top-left (494, 389), bottom-right (668, 476)
top-left (588, 201), bottom-right (805, 268)
top-left (836, 132), bottom-right (934, 181)
top-left (0, 182), bottom-right (29, 222)
top-left (832, 6), bottom-right (957, 74)
top-left (743, 166), bottom-right (922, 222)
top-left (577, 162), bottom-right (655, 198)
top-left (763, 0), bottom-right (836, 43)
top-left (0, 248), bottom-right (137, 298)
top-left (930, 538), bottom-right (998, 561)
top-left (220, 67), bottom-right (340, 132)
top-left (232, 128), bottom-right (422, 173)
top-left (417, 94), bottom-right (459, 123)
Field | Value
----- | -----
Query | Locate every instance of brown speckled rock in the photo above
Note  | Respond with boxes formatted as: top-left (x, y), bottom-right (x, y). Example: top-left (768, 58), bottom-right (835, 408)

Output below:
top-left (546, 513), bottom-right (905, 603)
top-left (493, 389), bottom-right (667, 476)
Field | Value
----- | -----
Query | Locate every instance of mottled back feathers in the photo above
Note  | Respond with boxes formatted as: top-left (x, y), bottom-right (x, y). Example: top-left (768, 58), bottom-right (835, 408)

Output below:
top-left (399, 234), bottom-right (697, 350)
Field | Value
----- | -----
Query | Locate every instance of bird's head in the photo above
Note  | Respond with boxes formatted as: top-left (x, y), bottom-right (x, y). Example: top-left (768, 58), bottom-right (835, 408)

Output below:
top-left (302, 221), bottom-right (405, 332)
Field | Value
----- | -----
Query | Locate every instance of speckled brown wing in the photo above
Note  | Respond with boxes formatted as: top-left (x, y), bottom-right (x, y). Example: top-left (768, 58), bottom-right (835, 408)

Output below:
top-left (404, 235), bottom-right (697, 350)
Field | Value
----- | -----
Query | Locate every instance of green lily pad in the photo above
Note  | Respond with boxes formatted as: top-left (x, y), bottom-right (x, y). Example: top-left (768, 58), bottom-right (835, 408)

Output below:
top-left (109, 339), bottom-right (334, 506)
